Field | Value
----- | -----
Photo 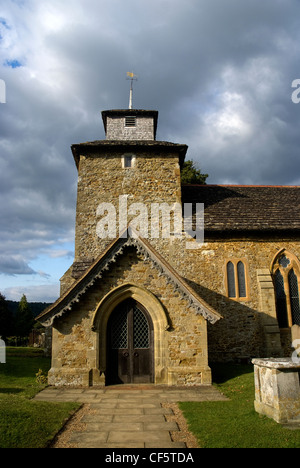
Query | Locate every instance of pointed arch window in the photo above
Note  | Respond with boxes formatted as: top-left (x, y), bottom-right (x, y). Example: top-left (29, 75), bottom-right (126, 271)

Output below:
top-left (227, 261), bottom-right (236, 298)
top-left (288, 269), bottom-right (300, 325)
top-left (272, 250), bottom-right (300, 328)
top-left (225, 259), bottom-right (249, 301)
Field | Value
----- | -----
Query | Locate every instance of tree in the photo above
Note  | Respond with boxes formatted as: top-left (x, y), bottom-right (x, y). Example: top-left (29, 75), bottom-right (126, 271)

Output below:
top-left (14, 295), bottom-right (34, 338)
top-left (181, 160), bottom-right (208, 185)
top-left (0, 293), bottom-right (13, 340)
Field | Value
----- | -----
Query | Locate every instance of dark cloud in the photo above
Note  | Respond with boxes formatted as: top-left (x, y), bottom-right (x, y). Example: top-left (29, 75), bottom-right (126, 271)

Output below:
top-left (0, 255), bottom-right (36, 276)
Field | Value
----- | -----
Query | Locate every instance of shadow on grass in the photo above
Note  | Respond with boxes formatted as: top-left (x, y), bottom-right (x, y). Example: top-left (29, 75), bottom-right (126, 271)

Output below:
top-left (210, 362), bottom-right (254, 384)
top-left (0, 388), bottom-right (24, 394)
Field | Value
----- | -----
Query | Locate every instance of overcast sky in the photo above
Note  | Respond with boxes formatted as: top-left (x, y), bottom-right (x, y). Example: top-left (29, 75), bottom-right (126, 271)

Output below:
top-left (1, 0), bottom-right (300, 303)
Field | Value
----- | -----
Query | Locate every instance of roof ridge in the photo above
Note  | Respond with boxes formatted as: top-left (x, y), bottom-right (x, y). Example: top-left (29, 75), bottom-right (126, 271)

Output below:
top-left (36, 228), bottom-right (221, 327)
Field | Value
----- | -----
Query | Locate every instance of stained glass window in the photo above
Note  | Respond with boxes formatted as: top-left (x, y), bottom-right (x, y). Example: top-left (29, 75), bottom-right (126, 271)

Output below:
top-left (279, 255), bottom-right (291, 268)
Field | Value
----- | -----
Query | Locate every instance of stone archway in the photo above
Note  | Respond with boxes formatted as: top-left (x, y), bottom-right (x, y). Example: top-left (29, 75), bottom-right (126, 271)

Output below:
top-left (92, 283), bottom-right (170, 384)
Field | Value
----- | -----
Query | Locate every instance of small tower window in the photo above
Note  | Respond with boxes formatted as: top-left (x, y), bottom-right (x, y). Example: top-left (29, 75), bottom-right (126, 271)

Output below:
top-left (122, 154), bottom-right (136, 169)
top-left (125, 116), bottom-right (136, 127)
top-left (124, 155), bottom-right (132, 168)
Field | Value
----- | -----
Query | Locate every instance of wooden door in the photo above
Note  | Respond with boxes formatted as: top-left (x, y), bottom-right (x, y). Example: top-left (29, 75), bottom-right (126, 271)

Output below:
top-left (106, 299), bottom-right (154, 385)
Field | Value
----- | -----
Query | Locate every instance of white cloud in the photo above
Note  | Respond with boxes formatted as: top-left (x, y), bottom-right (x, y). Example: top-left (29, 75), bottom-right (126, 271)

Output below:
top-left (3, 284), bottom-right (59, 303)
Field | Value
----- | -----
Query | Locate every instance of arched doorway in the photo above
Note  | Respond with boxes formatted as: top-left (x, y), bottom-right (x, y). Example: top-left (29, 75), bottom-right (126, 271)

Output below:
top-left (106, 298), bottom-right (154, 385)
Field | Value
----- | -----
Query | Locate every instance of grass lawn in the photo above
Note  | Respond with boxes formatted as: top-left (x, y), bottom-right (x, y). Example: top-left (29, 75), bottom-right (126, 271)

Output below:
top-left (1, 350), bottom-right (299, 449)
top-left (180, 363), bottom-right (300, 448)
top-left (0, 347), bottom-right (80, 448)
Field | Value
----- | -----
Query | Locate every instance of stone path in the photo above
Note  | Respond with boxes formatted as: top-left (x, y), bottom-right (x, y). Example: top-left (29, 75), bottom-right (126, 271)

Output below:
top-left (33, 385), bottom-right (228, 448)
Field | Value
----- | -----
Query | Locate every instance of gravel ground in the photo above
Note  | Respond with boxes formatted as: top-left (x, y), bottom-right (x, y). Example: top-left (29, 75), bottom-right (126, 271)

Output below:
top-left (162, 403), bottom-right (199, 448)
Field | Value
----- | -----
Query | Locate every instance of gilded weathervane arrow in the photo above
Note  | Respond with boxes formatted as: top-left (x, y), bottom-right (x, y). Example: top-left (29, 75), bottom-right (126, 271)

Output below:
top-left (126, 72), bottom-right (138, 109)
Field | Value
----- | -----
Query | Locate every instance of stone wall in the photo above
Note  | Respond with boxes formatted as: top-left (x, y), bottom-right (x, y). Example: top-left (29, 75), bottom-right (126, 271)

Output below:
top-left (177, 238), bottom-right (300, 362)
top-left (74, 151), bottom-right (182, 262)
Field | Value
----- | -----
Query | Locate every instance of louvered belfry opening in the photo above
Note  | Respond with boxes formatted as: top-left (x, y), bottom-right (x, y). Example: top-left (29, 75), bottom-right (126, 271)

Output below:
top-left (125, 115), bottom-right (136, 127)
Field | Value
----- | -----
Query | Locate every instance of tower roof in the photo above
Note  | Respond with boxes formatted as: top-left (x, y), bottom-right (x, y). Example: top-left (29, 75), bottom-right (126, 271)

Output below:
top-left (71, 139), bottom-right (188, 169)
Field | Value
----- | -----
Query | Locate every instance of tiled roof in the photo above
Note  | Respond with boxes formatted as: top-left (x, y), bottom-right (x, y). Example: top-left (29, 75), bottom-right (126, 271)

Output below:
top-left (182, 185), bottom-right (300, 234)
top-left (71, 140), bottom-right (188, 169)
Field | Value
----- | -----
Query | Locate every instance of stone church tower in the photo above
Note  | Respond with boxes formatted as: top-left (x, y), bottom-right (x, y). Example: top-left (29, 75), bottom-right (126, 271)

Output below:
top-left (69, 109), bottom-right (186, 275)
top-left (37, 107), bottom-right (221, 387)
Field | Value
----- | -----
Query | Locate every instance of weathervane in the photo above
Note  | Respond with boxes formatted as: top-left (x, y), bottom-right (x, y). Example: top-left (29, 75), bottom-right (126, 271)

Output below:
top-left (126, 72), bottom-right (138, 109)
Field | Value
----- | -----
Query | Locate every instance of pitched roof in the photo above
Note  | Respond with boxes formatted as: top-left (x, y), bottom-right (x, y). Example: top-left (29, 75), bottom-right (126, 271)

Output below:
top-left (182, 185), bottom-right (300, 234)
top-left (71, 140), bottom-right (188, 169)
top-left (36, 228), bottom-right (222, 327)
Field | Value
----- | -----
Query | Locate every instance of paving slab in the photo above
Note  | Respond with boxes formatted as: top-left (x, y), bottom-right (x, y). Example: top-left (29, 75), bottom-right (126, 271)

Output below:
top-left (35, 384), bottom-right (228, 448)
top-left (107, 430), bottom-right (173, 445)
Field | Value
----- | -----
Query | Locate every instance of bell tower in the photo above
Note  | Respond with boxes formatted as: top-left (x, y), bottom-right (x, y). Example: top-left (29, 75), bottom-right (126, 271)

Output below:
top-left (102, 109), bottom-right (158, 141)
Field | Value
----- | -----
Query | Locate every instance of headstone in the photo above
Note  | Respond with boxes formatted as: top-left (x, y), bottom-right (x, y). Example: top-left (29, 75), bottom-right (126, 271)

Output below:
top-left (291, 325), bottom-right (300, 362)
top-left (0, 338), bottom-right (6, 363)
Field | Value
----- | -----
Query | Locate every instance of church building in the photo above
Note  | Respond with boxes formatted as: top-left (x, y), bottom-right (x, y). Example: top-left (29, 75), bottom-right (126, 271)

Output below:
top-left (37, 107), bottom-right (300, 387)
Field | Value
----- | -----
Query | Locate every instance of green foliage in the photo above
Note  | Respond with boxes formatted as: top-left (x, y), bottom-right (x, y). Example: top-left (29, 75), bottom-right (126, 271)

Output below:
top-left (14, 295), bottom-right (34, 338)
top-left (180, 364), bottom-right (300, 448)
top-left (0, 293), bottom-right (13, 340)
top-left (0, 293), bottom-right (51, 345)
top-left (181, 159), bottom-right (208, 185)
top-left (36, 368), bottom-right (48, 385)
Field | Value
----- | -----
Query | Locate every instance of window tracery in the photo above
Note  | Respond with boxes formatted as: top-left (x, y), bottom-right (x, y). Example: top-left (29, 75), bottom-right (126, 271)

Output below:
top-left (271, 250), bottom-right (300, 328)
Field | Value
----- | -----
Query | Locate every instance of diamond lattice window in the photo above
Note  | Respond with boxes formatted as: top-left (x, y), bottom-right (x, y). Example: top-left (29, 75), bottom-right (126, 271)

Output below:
top-left (133, 306), bottom-right (150, 349)
top-left (272, 251), bottom-right (300, 328)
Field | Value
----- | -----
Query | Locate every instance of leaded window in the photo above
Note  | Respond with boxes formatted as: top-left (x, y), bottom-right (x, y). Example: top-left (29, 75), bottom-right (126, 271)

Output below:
top-left (111, 309), bottom-right (128, 349)
top-left (289, 269), bottom-right (300, 325)
top-left (272, 251), bottom-right (300, 328)
top-left (227, 262), bottom-right (236, 298)
top-left (226, 259), bottom-right (249, 300)
top-left (274, 270), bottom-right (288, 328)
top-left (237, 261), bottom-right (246, 298)
top-left (133, 305), bottom-right (150, 349)
top-left (110, 301), bottom-right (150, 350)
